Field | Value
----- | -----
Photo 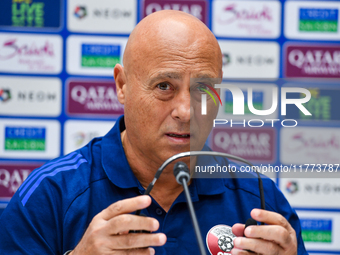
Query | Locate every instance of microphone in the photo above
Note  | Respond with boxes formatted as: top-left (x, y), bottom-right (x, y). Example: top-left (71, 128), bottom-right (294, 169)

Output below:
top-left (243, 218), bottom-right (258, 253)
top-left (245, 218), bottom-right (258, 230)
top-left (173, 162), bottom-right (207, 255)
top-left (133, 151), bottom-right (266, 252)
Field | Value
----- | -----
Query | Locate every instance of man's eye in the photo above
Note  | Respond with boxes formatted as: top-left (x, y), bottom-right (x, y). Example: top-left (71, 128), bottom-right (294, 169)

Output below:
top-left (157, 82), bottom-right (171, 90)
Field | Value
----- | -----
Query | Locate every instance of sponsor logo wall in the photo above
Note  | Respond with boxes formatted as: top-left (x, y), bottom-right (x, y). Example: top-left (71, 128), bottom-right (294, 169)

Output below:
top-left (0, 0), bottom-right (62, 30)
top-left (64, 120), bottom-right (116, 154)
top-left (68, 0), bottom-right (137, 34)
top-left (285, 44), bottom-right (340, 78)
top-left (211, 127), bottom-right (276, 163)
top-left (296, 210), bottom-right (340, 251)
top-left (66, 35), bottom-right (128, 76)
top-left (280, 127), bottom-right (340, 165)
top-left (0, 163), bottom-right (43, 202)
top-left (212, 0), bottom-right (281, 38)
top-left (0, 76), bottom-right (61, 117)
top-left (0, 1), bottom-right (339, 253)
top-left (0, 33), bottom-right (63, 74)
top-left (284, 1), bottom-right (340, 40)
top-left (67, 80), bottom-right (124, 116)
top-left (143, 0), bottom-right (208, 25)
top-left (218, 40), bottom-right (280, 79)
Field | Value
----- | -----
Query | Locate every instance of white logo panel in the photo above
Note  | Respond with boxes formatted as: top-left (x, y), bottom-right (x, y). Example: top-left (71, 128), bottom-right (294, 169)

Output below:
top-left (213, 0), bottom-right (281, 38)
top-left (66, 35), bottom-right (128, 76)
top-left (296, 210), bottom-right (340, 250)
top-left (218, 40), bottom-right (280, 79)
top-left (0, 119), bottom-right (60, 159)
top-left (64, 120), bottom-right (115, 154)
top-left (0, 33), bottom-right (62, 74)
top-left (284, 1), bottom-right (340, 40)
top-left (0, 76), bottom-right (61, 117)
top-left (68, 0), bottom-right (137, 34)
top-left (280, 173), bottom-right (340, 209)
top-left (280, 127), bottom-right (340, 165)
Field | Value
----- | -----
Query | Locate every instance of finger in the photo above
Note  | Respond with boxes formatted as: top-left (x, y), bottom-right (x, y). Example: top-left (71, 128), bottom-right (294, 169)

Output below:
top-left (110, 233), bottom-right (167, 249)
top-left (113, 247), bottom-right (155, 255)
top-left (244, 225), bottom-right (291, 248)
top-left (232, 223), bottom-right (245, 237)
top-left (233, 237), bottom-right (284, 255)
top-left (251, 209), bottom-right (292, 231)
top-left (231, 247), bottom-right (253, 255)
top-left (107, 215), bottom-right (159, 234)
top-left (99, 196), bottom-right (152, 221)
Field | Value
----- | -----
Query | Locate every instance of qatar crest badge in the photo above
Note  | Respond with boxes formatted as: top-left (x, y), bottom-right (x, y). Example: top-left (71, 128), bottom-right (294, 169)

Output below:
top-left (206, 225), bottom-right (236, 255)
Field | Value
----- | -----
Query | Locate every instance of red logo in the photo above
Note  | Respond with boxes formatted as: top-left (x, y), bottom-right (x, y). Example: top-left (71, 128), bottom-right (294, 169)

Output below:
top-left (206, 225), bottom-right (236, 255)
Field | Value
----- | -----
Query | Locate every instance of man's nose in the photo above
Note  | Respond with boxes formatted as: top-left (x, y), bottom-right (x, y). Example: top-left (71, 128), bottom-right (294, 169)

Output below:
top-left (171, 89), bottom-right (191, 123)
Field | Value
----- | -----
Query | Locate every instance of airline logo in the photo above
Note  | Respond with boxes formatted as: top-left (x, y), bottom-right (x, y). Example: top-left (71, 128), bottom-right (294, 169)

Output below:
top-left (0, 163), bottom-right (42, 201)
top-left (216, 83), bottom-right (278, 121)
top-left (0, 33), bottom-right (62, 74)
top-left (285, 44), bottom-right (340, 78)
top-left (68, 0), bottom-right (137, 34)
top-left (212, 127), bottom-right (276, 162)
top-left (67, 80), bottom-right (124, 116)
top-left (5, 127), bottom-right (46, 151)
top-left (0, 119), bottom-right (60, 159)
top-left (67, 36), bottom-right (128, 76)
top-left (64, 120), bottom-right (115, 154)
top-left (218, 40), bottom-right (279, 79)
top-left (143, 0), bottom-right (208, 25)
top-left (280, 127), bottom-right (340, 165)
top-left (0, 76), bottom-right (61, 117)
top-left (284, 1), bottom-right (340, 40)
top-left (212, 0), bottom-right (281, 38)
top-left (81, 44), bottom-right (120, 68)
top-left (299, 8), bottom-right (338, 33)
top-left (301, 219), bottom-right (332, 243)
top-left (0, 0), bottom-right (61, 29)
top-left (284, 87), bottom-right (340, 122)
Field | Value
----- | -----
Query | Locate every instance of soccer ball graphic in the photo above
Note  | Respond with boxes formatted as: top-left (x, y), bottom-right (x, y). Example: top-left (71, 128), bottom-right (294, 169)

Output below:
top-left (218, 234), bottom-right (233, 252)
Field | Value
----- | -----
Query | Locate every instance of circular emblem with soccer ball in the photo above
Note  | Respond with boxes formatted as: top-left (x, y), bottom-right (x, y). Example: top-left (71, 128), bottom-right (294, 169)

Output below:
top-left (206, 225), bottom-right (236, 255)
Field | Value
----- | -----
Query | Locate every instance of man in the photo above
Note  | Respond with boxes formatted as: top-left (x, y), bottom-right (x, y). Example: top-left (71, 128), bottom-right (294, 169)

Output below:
top-left (0, 11), bottom-right (307, 255)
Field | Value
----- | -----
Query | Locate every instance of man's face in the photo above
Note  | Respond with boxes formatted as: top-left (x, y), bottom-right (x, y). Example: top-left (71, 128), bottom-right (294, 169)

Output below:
top-left (119, 20), bottom-right (222, 167)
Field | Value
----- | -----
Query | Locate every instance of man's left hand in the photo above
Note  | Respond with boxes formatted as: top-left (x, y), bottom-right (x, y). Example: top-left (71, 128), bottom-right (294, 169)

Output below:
top-left (231, 209), bottom-right (297, 255)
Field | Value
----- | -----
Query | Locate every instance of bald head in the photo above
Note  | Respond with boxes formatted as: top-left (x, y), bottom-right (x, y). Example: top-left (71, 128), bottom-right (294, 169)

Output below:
top-left (113, 10), bottom-right (222, 173)
top-left (123, 10), bottom-right (222, 77)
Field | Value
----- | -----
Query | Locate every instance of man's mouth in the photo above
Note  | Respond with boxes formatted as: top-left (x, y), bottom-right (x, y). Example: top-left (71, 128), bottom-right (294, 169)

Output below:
top-left (166, 133), bottom-right (190, 138)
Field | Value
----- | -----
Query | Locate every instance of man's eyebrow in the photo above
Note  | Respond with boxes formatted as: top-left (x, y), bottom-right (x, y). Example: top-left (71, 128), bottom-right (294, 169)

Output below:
top-left (149, 72), bottom-right (183, 84)
top-left (192, 74), bottom-right (216, 79)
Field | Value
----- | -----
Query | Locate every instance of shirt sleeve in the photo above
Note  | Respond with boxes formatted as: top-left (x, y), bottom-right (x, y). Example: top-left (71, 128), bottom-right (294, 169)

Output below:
top-left (268, 179), bottom-right (308, 255)
top-left (0, 179), bottom-right (62, 254)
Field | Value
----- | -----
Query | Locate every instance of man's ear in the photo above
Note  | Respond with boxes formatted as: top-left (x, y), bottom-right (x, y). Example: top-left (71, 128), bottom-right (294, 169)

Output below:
top-left (113, 64), bottom-right (126, 105)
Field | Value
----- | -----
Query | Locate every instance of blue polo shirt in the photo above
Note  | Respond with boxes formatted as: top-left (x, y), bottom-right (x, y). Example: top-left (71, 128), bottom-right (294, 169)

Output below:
top-left (0, 116), bottom-right (307, 254)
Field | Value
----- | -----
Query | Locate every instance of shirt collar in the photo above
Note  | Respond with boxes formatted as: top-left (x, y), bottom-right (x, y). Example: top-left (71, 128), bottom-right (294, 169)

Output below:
top-left (102, 116), bottom-right (226, 196)
top-left (102, 115), bottom-right (141, 189)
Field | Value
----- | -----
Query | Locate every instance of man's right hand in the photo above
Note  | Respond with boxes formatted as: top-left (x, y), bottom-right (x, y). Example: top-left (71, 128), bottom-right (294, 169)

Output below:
top-left (70, 195), bottom-right (166, 255)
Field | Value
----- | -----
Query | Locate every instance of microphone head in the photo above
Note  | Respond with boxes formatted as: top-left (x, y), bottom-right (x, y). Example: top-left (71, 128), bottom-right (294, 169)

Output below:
top-left (173, 162), bottom-right (190, 185)
top-left (245, 218), bottom-right (258, 229)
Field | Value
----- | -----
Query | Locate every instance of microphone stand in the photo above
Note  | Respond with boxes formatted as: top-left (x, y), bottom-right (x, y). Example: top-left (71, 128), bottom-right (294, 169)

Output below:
top-left (174, 162), bottom-right (207, 255)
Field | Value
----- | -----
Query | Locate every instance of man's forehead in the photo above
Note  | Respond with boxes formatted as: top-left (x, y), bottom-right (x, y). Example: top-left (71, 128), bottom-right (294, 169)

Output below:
top-left (149, 71), bottom-right (218, 81)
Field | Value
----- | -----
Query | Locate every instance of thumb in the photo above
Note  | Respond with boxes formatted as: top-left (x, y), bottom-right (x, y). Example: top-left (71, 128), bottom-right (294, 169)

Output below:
top-left (232, 223), bottom-right (245, 237)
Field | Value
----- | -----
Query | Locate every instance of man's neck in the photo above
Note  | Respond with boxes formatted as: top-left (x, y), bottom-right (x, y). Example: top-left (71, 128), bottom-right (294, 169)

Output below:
top-left (121, 130), bottom-right (184, 212)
